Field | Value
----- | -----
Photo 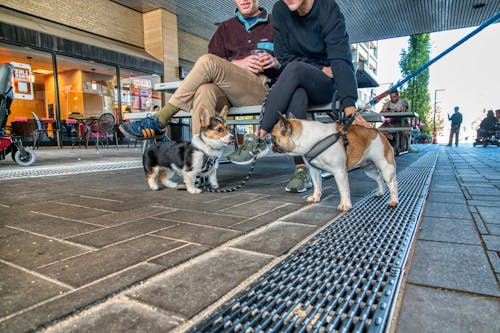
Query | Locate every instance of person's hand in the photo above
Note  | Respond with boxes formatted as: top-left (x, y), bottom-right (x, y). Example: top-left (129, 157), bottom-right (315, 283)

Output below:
top-left (257, 52), bottom-right (280, 70)
top-left (345, 106), bottom-right (371, 128)
top-left (232, 55), bottom-right (264, 74)
top-left (322, 66), bottom-right (333, 78)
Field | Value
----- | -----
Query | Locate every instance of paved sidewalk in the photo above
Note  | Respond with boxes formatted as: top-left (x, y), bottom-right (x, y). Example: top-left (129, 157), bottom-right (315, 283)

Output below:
top-left (0, 144), bottom-right (498, 332)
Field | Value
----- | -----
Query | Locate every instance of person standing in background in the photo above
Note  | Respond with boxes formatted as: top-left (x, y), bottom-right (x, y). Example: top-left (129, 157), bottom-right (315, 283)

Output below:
top-left (447, 106), bottom-right (462, 146)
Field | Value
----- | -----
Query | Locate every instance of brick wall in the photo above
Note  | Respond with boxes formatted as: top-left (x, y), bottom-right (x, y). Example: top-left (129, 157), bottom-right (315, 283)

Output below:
top-left (4, 0), bottom-right (144, 47)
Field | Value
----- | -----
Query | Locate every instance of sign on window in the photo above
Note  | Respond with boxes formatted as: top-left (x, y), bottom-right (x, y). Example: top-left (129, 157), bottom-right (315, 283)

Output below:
top-left (10, 62), bottom-right (34, 100)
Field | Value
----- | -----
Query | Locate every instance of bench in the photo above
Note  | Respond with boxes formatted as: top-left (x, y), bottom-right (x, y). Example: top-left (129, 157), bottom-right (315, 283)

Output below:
top-left (123, 80), bottom-right (386, 151)
top-left (124, 106), bottom-right (385, 147)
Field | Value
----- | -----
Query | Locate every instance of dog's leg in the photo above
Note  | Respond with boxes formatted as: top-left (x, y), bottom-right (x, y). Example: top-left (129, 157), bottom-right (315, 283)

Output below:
top-left (183, 171), bottom-right (202, 194)
top-left (159, 169), bottom-right (178, 188)
top-left (361, 163), bottom-right (384, 197)
top-left (373, 158), bottom-right (398, 207)
top-left (305, 165), bottom-right (322, 203)
top-left (332, 168), bottom-right (352, 211)
top-left (146, 166), bottom-right (161, 191)
top-left (208, 168), bottom-right (219, 189)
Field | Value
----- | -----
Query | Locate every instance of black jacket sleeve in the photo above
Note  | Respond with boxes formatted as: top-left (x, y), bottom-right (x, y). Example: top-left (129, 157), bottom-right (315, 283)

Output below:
top-left (322, 1), bottom-right (357, 109)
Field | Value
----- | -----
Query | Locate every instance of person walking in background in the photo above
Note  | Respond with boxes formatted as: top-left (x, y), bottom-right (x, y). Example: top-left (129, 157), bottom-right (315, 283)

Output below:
top-left (447, 106), bottom-right (463, 146)
top-left (120, 0), bottom-right (280, 139)
top-left (228, 0), bottom-right (370, 192)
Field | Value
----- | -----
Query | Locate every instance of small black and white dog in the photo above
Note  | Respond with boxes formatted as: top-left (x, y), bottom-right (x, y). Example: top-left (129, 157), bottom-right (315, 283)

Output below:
top-left (143, 106), bottom-right (233, 194)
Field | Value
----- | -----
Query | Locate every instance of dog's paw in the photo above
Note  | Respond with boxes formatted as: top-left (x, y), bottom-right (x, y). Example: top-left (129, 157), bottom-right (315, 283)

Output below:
top-left (375, 190), bottom-right (384, 197)
top-left (387, 200), bottom-right (398, 207)
top-left (148, 184), bottom-right (160, 191)
top-left (306, 195), bottom-right (321, 203)
top-left (337, 203), bottom-right (352, 212)
top-left (187, 187), bottom-right (202, 194)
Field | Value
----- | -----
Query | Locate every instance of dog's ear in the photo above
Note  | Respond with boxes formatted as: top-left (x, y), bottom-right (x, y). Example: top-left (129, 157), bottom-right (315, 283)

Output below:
top-left (278, 114), bottom-right (292, 135)
top-left (200, 105), bottom-right (211, 128)
top-left (219, 105), bottom-right (229, 119)
top-left (288, 112), bottom-right (296, 119)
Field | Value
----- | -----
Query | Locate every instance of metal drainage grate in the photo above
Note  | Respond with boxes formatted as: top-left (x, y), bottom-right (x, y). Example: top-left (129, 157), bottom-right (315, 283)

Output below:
top-left (194, 151), bottom-right (438, 333)
top-left (0, 160), bottom-right (142, 180)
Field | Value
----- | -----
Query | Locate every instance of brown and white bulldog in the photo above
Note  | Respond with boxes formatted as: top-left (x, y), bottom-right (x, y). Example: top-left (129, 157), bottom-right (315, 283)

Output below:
top-left (271, 114), bottom-right (398, 211)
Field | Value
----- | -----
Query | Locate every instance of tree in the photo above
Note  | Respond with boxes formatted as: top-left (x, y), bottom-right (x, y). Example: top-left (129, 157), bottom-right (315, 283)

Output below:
top-left (399, 34), bottom-right (431, 134)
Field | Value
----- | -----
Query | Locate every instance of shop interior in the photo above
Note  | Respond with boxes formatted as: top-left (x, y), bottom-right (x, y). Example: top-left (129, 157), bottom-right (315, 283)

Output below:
top-left (1, 43), bottom-right (161, 147)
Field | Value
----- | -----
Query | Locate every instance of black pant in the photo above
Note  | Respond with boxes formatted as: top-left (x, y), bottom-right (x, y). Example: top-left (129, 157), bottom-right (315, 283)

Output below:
top-left (260, 61), bottom-right (334, 133)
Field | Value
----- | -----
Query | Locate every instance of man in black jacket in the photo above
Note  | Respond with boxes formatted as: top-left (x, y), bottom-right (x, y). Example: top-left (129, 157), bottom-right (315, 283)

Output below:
top-left (447, 106), bottom-right (463, 146)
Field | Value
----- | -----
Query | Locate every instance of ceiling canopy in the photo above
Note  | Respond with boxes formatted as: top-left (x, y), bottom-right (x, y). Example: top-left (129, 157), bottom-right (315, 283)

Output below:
top-left (113, 0), bottom-right (500, 42)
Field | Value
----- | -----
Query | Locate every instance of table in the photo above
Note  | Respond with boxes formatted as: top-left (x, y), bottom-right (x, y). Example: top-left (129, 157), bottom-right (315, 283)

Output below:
top-left (378, 111), bottom-right (418, 154)
top-left (70, 116), bottom-right (98, 148)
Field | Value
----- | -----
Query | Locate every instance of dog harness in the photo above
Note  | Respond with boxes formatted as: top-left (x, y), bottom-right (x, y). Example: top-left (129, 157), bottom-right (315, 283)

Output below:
top-left (200, 155), bottom-right (218, 174)
top-left (304, 112), bottom-right (355, 166)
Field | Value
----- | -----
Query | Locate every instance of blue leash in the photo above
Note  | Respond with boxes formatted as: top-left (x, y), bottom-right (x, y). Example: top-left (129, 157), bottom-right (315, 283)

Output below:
top-left (365, 11), bottom-right (500, 109)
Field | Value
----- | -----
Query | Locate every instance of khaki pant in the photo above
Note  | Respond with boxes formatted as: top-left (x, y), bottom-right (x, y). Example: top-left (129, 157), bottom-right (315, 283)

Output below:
top-left (169, 54), bottom-right (268, 135)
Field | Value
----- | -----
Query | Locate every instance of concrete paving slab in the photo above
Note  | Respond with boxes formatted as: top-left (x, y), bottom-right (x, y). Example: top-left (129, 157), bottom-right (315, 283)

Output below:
top-left (396, 284), bottom-right (500, 333)
top-left (217, 198), bottom-right (291, 217)
top-left (0, 262), bottom-right (70, 317)
top-left (418, 216), bottom-right (481, 245)
top-left (466, 186), bottom-right (499, 196)
top-left (83, 206), bottom-right (176, 227)
top-left (488, 224), bottom-right (500, 235)
top-left (37, 236), bottom-right (184, 287)
top-left (467, 199), bottom-right (499, 208)
top-left (149, 244), bottom-right (211, 269)
top-left (66, 218), bottom-right (177, 248)
top-left (408, 240), bottom-right (500, 297)
top-left (228, 202), bottom-right (303, 232)
top-left (475, 206), bottom-right (500, 225)
top-left (46, 299), bottom-right (179, 333)
top-left (32, 201), bottom-right (114, 221)
top-left (127, 248), bottom-right (272, 319)
top-left (3, 211), bottom-right (102, 238)
top-left (152, 209), bottom-right (244, 228)
top-left (423, 201), bottom-right (471, 219)
top-left (483, 235), bottom-right (500, 252)
top-left (153, 222), bottom-right (242, 247)
top-left (281, 204), bottom-right (340, 226)
top-left (0, 263), bottom-right (165, 333)
top-left (230, 221), bottom-right (317, 256)
top-left (0, 227), bottom-right (89, 269)
top-left (487, 251), bottom-right (500, 275)
top-left (426, 191), bottom-right (467, 204)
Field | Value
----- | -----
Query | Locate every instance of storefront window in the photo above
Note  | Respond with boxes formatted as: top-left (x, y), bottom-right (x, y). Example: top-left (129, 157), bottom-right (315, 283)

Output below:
top-left (0, 43), bottom-right (56, 139)
top-left (56, 56), bottom-right (117, 121)
top-left (120, 68), bottom-right (161, 119)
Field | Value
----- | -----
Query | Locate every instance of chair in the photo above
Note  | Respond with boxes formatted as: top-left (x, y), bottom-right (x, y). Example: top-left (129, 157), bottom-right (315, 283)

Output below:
top-left (86, 113), bottom-right (118, 149)
top-left (31, 112), bottom-right (48, 149)
top-left (62, 119), bottom-right (79, 147)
